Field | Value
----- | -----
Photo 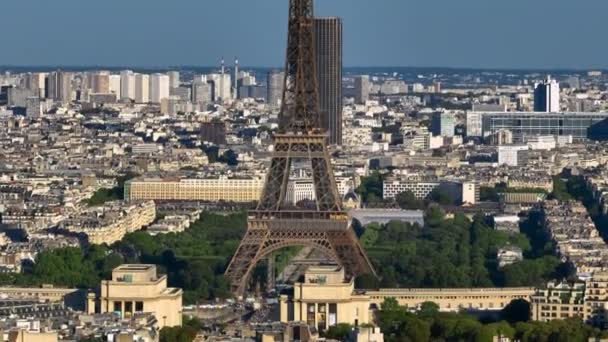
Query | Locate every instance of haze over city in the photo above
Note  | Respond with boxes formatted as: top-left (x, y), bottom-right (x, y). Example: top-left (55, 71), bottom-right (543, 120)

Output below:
top-left (3, 0), bottom-right (608, 69)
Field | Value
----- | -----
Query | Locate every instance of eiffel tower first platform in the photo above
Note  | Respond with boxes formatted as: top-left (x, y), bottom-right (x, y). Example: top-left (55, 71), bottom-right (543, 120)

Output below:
top-left (224, 0), bottom-right (376, 296)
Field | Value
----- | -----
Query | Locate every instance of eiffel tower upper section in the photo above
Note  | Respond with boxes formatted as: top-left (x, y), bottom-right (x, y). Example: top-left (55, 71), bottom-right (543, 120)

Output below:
top-left (278, 0), bottom-right (321, 135)
top-left (253, 0), bottom-right (343, 217)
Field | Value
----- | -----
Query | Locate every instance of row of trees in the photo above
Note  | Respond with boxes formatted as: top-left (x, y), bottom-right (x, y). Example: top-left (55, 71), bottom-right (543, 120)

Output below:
top-left (356, 208), bottom-right (569, 289)
top-left (371, 298), bottom-right (606, 342)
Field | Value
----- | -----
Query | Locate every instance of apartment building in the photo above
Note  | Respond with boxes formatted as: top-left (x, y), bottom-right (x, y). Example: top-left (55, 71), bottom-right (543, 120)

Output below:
top-left (62, 201), bottom-right (155, 245)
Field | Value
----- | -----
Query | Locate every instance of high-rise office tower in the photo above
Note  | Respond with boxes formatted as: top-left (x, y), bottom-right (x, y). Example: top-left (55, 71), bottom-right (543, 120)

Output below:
top-left (168, 71), bottom-right (180, 89)
top-left (149, 73), bottom-right (170, 104)
top-left (192, 81), bottom-right (212, 108)
top-left (354, 75), bottom-right (370, 104)
top-left (27, 73), bottom-right (46, 97)
top-left (89, 71), bottom-right (110, 93)
top-left (207, 73), bottom-right (231, 102)
top-left (314, 17), bottom-right (343, 145)
top-left (267, 70), bottom-right (285, 108)
top-left (58, 71), bottom-right (73, 104)
top-left (431, 112), bottom-right (455, 137)
top-left (47, 71), bottom-right (72, 104)
top-left (120, 70), bottom-right (136, 100)
top-left (109, 75), bottom-right (121, 97)
top-left (135, 74), bottom-right (150, 103)
top-left (534, 76), bottom-right (560, 112)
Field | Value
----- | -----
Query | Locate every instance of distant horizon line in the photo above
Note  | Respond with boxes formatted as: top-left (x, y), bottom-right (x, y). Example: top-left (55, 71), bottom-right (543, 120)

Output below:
top-left (0, 64), bottom-right (606, 73)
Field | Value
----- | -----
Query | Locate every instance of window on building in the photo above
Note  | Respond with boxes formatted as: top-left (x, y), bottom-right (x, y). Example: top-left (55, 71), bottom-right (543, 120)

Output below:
top-left (125, 301), bottom-right (133, 313)
top-left (136, 301), bottom-right (144, 312)
top-left (113, 301), bottom-right (122, 312)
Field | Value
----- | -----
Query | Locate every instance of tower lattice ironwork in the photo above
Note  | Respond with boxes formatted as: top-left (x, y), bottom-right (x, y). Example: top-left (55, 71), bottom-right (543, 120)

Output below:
top-left (224, 0), bottom-right (375, 296)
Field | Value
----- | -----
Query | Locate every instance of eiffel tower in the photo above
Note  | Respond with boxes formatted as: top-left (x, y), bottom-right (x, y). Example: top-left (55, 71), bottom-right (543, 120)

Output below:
top-left (224, 0), bottom-right (375, 296)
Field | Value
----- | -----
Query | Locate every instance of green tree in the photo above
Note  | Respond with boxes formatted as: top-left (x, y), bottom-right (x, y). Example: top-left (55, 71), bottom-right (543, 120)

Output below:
top-left (356, 172), bottom-right (385, 203)
top-left (395, 191), bottom-right (424, 210)
top-left (418, 301), bottom-right (439, 320)
top-left (325, 323), bottom-right (353, 340)
top-left (429, 188), bottom-right (456, 205)
top-left (501, 299), bottom-right (531, 324)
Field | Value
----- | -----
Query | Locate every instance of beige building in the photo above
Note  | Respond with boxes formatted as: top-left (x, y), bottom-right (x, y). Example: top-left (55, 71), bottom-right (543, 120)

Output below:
top-left (63, 201), bottom-right (155, 245)
top-left (531, 281), bottom-right (586, 322)
top-left (530, 273), bottom-right (608, 328)
top-left (280, 266), bottom-right (371, 332)
top-left (0, 285), bottom-right (78, 303)
top-left (88, 264), bottom-right (183, 328)
top-left (585, 272), bottom-right (608, 328)
top-left (366, 287), bottom-right (533, 312)
top-left (125, 177), bottom-right (264, 203)
top-left (7, 330), bottom-right (57, 342)
top-left (280, 266), bottom-right (533, 332)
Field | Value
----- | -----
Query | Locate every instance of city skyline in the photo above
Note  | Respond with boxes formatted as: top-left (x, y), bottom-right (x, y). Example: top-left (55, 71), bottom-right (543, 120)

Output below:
top-left (3, 0), bottom-right (608, 69)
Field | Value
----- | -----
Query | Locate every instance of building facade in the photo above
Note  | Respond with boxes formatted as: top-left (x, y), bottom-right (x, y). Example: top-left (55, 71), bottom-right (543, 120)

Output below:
top-left (267, 70), bottom-right (285, 108)
top-left (125, 177), bottom-right (264, 203)
top-left (134, 73), bottom-right (150, 103)
top-left (280, 266), bottom-right (371, 333)
top-left (120, 70), bottom-right (136, 101)
top-left (62, 201), bottom-right (156, 245)
top-left (431, 112), bottom-right (455, 137)
top-left (315, 17), bottom-right (343, 145)
top-left (88, 264), bottom-right (182, 328)
top-left (534, 76), bottom-right (560, 112)
top-left (354, 75), bottom-right (370, 104)
top-left (280, 266), bottom-right (534, 332)
top-left (498, 145), bottom-right (529, 167)
top-left (469, 111), bottom-right (608, 142)
top-left (149, 73), bottom-right (170, 104)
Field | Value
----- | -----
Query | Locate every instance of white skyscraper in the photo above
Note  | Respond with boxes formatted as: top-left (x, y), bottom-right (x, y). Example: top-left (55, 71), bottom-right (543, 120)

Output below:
top-left (167, 71), bottom-right (180, 89)
top-left (27, 73), bottom-right (46, 97)
top-left (120, 70), bottom-right (136, 100)
top-left (135, 74), bottom-right (150, 103)
top-left (149, 73), bottom-right (170, 104)
top-left (109, 75), bottom-right (121, 97)
top-left (534, 76), bottom-right (560, 112)
top-left (207, 73), bottom-right (231, 102)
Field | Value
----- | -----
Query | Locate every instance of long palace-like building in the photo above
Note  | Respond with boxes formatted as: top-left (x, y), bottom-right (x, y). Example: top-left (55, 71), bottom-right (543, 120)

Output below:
top-left (280, 266), bottom-right (534, 332)
top-left (124, 177), bottom-right (265, 203)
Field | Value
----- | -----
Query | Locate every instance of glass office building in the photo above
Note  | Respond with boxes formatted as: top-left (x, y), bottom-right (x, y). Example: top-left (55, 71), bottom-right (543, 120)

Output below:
top-left (472, 112), bottom-right (608, 142)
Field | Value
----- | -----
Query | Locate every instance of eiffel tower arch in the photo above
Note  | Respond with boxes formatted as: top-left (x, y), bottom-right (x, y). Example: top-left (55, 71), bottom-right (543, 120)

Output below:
top-left (224, 0), bottom-right (376, 296)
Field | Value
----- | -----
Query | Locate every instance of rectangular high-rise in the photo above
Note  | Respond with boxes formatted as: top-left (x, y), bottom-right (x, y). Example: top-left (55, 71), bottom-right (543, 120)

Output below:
top-left (120, 70), bottom-right (136, 101)
top-left (47, 71), bottom-right (73, 104)
top-left (267, 70), bottom-right (285, 109)
top-left (431, 112), bottom-right (455, 137)
top-left (167, 71), bottom-right (180, 89)
top-left (134, 74), bottom-right (150, 103)
top-left (534, 76), bottom-right (560, 112)
top-left (149, 73), bottom-right (170, 104)
top-left (354, 75), bottom-right (370, 104)
top-left (314, 17), bottom-right (343, 145)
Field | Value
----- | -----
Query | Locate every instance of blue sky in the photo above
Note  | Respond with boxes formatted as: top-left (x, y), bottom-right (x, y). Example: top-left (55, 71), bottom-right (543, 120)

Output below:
top-left (1, 0), bottom-right (606, 69)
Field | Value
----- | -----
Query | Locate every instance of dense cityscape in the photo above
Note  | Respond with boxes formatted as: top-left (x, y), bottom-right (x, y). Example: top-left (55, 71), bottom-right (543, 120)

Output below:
top-left (2, 1), bottom-right (608, 342)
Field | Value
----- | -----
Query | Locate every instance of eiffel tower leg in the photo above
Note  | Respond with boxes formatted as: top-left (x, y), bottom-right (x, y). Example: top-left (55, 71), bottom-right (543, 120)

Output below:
top-left (326, 229), bottom-right (377, 279)
top-left (224, 227), bottom-right (269, 296)
top-left (266, 253), bottom-right (275, 293)
top-left (257, 143), bottom-right (292, 211)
